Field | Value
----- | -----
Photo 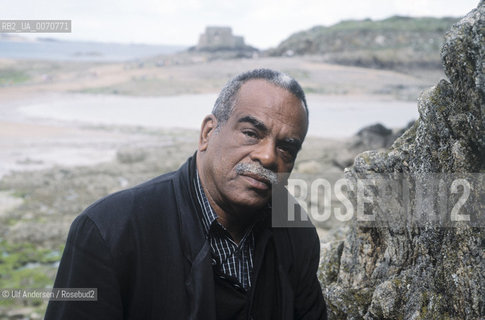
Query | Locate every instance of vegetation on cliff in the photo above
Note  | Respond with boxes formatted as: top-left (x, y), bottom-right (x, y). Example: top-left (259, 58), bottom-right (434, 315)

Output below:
top-left (267, 16), bottom-right (460, 70)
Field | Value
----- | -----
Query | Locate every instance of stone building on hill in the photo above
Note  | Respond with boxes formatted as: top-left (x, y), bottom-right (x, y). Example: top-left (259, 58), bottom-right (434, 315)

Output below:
top-left (194, 26), bottom-right (257, 53)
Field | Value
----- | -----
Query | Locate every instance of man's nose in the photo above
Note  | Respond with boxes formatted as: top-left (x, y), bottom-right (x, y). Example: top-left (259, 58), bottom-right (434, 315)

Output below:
top-left (250, 139), bottom-right (277, 170)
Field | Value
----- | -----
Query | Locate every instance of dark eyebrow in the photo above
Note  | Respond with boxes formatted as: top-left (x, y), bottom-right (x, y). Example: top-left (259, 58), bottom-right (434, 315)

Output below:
top-left (238, 115), bottom-right (268, 133)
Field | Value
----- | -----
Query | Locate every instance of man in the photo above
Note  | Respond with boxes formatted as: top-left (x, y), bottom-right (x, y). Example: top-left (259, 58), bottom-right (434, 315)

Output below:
top-left (45, 69), bottom-right (327, 319)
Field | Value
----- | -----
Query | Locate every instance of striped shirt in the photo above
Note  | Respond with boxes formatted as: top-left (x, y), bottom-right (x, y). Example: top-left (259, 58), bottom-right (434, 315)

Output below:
top-left (193, 171), bottom-right (255, 291)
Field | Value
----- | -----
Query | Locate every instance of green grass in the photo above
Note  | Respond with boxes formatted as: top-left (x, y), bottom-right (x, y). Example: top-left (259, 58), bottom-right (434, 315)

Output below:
top-left (0, 240), bottom-right (63, 307)
top-left (274, 16), bottom-right (460, 66)
top-left (0, 69), bottom-right (30, 86)
top-left (321, 16), bottom-right (459, 33)
top-left (74, 76), bottom-right (203, 96)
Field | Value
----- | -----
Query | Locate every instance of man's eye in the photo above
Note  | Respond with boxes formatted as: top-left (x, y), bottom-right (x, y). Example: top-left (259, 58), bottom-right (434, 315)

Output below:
top-left (243, 130), bottom-right (258, 139)
top-left (278, 145), bottom-right (297, 160)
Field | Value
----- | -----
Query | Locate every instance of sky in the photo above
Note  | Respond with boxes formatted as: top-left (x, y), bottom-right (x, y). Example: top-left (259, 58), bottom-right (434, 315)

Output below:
top-left (2, 0), bottom-right (480, 49)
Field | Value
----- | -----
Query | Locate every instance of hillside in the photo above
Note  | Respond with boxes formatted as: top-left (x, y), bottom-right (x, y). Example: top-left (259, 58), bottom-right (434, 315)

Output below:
top-left (267, 16), bottom-right (460, 70)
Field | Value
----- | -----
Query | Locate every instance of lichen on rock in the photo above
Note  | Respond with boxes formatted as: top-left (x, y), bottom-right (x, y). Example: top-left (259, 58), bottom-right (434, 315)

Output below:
top-left (319, 2), bottom-right (484, 319)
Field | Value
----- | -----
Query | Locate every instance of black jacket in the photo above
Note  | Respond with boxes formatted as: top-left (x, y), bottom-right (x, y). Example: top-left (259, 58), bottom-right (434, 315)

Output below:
top-left (45, 155), bottom-right (327, 319)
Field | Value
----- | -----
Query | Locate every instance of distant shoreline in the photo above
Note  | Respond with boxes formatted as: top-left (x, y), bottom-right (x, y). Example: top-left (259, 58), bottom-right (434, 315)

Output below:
top-left (0, 39), bottom-right (187, 62)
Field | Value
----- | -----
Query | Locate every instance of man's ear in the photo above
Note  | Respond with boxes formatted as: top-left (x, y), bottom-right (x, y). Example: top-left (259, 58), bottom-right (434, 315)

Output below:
top-left (199, 114), bottom-right (218, 152)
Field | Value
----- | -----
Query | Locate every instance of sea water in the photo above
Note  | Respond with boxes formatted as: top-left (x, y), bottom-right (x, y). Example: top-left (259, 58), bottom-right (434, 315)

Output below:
top-left (17, 93), bottom-right (418, 137)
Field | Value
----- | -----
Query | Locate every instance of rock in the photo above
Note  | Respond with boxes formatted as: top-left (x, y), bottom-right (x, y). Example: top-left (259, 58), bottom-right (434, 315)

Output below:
top-left (296, 160), bottom-right (323, 174)
top-left (392, 120), bottom-right (415, 142)
top-left (318, 240), bottom-right (344, 284)
top-left (0, 191), bottom-right (23, 216)
top-left (353, 123), bottom-right (393, 150)
top-left (319, 2), bottom-right (484, 319)
top-left (332, 122), bottom-right (415, 170)
top-left (116, 147), bottom-right (147, 164)
top-left (6, 307), bottom-right (37, 318)
top-left (351, 122), bottom-right (415, 151)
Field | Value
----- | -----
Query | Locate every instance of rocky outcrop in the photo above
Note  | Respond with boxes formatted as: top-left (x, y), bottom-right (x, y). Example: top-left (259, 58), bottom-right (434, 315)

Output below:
top-left (267, 16), bottom-right (459, 70)
top-left (319, 2), bottom-right (484, 319)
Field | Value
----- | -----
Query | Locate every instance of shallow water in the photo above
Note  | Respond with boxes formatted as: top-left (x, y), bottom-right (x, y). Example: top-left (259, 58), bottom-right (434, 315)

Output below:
top-left (18, 93), bottom-right (418, 137)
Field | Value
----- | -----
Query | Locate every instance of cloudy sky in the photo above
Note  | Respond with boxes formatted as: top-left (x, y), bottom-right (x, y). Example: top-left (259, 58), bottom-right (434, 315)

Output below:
top-left (2, 0), bottom-right (480, 48)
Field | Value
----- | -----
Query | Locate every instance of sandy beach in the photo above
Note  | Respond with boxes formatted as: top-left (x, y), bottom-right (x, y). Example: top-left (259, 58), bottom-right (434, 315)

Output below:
top-left (0, 54), bottom-right (440, 176)
top-left (0, 53), bottom-right (433, 179)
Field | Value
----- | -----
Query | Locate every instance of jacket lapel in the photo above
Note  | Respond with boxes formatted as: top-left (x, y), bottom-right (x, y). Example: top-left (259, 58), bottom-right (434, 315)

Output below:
top-left (250, 218), bottom-right (295, 320)
top-left (272, 228), bottom-right (295, 320)
top-left (172, 156), bottom-right (216, 320)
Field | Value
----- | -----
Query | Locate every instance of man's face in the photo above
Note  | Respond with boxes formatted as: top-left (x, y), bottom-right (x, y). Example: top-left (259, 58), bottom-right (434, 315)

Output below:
top-left (198, 79), bottom-right (308, 213)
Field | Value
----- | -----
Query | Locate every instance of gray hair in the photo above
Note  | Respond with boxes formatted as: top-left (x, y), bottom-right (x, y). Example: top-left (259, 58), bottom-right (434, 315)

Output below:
top-left (212, 68), bottom-right (309, 127)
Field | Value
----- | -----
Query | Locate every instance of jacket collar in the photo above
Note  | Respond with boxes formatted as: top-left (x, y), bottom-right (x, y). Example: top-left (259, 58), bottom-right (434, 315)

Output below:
top-left (172, 153), bottom-right (217, 319)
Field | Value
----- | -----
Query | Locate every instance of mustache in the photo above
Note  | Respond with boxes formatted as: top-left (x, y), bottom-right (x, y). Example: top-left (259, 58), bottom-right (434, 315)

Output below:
top-left (235, 162), bottom-right (278, 185)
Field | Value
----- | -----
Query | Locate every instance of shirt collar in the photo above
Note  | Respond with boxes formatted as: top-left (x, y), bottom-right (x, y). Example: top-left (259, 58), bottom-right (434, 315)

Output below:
top-left (193, 169), bottom-right (219, 236)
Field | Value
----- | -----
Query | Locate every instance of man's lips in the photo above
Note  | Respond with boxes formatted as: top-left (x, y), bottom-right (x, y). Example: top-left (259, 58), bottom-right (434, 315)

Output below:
top-left (240, 173), bottom-right (271, 190)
